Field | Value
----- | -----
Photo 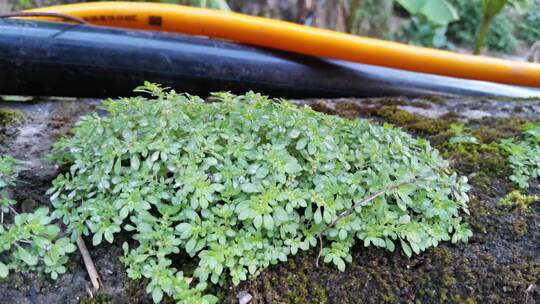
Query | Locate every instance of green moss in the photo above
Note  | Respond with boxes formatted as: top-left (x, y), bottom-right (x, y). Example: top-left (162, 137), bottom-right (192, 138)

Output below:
top-left (431, 246), bottom-right (456, 263)
top-left (470, 118), bottom-right (531, 143)
top-left (423, 95), bottom-right (448, 105)
top-left (0, 108), bottom-right (26, 127)
top-left (306, 102), bottom-right (454, 137)
top-left (511, 218), bottom-right (529, 237)
top-left (451, 295), bottom-right (477, 304)
top-left (500, 190), bottom-right (539, 210)
top-left (79, 293), bottom-right (116, 304)
top-left (280, 256), bottom-right (329, 304)
top-left (312, 285), bottom-right (328, 303)
top-left (376, 106), bottom-right (449, 135)
top-left (332, 102), bottom-right (365, 119)
top-left (376, 106), bottom-right (418, 125)
top-left (120, 276), bottom-right (152, 303)
top-left (0, 108), bottom-right (25, 143)
top-left (489, 96), bottom-right (540, 102)
top-left (442, 142), bottom-right (510, 194)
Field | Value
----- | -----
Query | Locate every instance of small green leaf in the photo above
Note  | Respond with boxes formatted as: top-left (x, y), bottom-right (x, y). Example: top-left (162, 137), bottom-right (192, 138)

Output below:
top-left (203, 295), bottom-right (219, 304)
top-left (410, 242), bottom-right (420, 254)
top-left (323, 209), bottom-right (333, 224)
top-left (289, 129), bottom-right (301, 139)
top-left (92, 232), bottom-right (103, 246)
top-left (104, 231), bottom-right (114, 243)
top-left (385, 239), bottom-right (395, 252)
top-left (333, 256), bottom-right (346, 272)
top-left (18, 247), bottom-right (38, 266)
top-left (314, 208), bottom-right (322, 224)
top-left (175, 223), bottom-right (192, 233)
top-left (253, 214), bottom-right (263, 229)
top-left (0, 262), bottom-right (8, 278)
top-left (186, 238), bottom-right (197, 253)
top-left (152, 287), bottom-right (163, 303)
top-left (131, 155), bottom-right (140, 171)
top-left (241, 183), bottom-right (258, 193)
top-left (338, 229), bottom-right (347, 240)
top-left (372, 237), bottom-right (386, 248)
top-left (400, 239), bottom-right (412, 257)
top-left (284, 160), bottom-right (302, 174)
top-left (295, 138), bottom-right (307, 150)
top-left (263, 214), bottom-right (274, 230)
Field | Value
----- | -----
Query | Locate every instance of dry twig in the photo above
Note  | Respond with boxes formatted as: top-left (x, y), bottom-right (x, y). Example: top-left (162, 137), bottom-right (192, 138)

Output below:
top-left (76, 237), bottom-right (102, 291)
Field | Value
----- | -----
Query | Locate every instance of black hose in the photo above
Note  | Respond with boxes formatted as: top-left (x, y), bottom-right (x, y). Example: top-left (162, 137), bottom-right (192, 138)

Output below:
top-left (1, 19), bottom-right (539, 99)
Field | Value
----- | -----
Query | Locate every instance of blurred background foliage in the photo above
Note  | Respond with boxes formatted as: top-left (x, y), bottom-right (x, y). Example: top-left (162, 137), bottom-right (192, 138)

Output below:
top-left (447, 0), bottom-right (518, 54)
top-left (5, 0), bottom-right (540, 57)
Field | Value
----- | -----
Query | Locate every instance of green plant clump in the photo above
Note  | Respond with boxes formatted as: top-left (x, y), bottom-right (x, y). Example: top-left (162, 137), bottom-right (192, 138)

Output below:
top-left (0, 155), bottom-right (76, 279)
top-left (499, 124), bottom-right (540, 188)
top-left (47, 83), bottom-right (472, 303)
top-left (499, 190), bottom-right (539, 209)
top-left (447, 123), bottom-right (480, 146)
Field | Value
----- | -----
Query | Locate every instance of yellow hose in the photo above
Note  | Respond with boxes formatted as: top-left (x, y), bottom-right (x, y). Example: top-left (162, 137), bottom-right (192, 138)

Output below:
top-left (25, 1), bottom-right (540, 87)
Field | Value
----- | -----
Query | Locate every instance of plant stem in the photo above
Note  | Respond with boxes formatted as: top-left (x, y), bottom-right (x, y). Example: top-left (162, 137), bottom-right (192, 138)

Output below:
top-left (346, 0), bottom-right (362, 34)
top-left (315, 175), bottom-right (432, 267)
top-left (474, 15), bottom-right (493, 55)
top-left (8, 205), bottom-right (18, 215)
top-left (315, 235), bottom-right (323, 267)
top-left (328, 175), bottom-right (431, 228)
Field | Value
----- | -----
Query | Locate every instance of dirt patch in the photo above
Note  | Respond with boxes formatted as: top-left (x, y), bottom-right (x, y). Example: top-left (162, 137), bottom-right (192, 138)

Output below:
top-left (0, 95), bottom-right (538, 303)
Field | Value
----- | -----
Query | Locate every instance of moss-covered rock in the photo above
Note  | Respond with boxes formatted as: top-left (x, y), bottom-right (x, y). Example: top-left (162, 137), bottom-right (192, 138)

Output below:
top-left (1, 96), bottom-right (538, 304)
top-left (0, 108), bottom-right (26, 144)
top-left (0, 108), bottom-right (26, 127)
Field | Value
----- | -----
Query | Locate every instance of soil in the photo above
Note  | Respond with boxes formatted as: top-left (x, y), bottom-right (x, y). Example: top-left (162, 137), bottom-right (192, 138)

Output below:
top-left (0, 94), bottom-right (538, 304)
